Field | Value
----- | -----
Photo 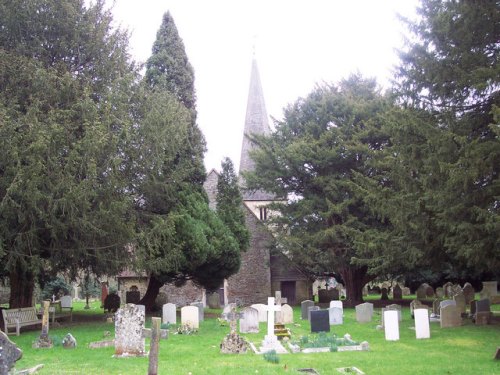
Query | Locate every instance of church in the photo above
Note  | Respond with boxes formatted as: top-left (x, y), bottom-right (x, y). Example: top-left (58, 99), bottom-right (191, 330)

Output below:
top-left (118, 59), bottom-right (311, 306)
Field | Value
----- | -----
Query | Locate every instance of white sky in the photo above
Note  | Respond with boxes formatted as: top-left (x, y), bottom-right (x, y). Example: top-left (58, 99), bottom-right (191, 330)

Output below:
top-left (106, 0), bottom-right (419, 172)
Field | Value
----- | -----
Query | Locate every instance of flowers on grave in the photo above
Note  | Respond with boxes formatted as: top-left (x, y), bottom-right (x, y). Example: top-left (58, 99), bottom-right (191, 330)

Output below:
top-left (177, 323), bottom-right (198, 335)
top-left (293, 332), bottom-right (359, 350)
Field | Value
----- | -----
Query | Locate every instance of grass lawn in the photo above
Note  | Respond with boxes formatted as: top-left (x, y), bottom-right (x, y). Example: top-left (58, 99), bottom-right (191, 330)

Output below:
top-left (7, 300), bottom-right (500, 375)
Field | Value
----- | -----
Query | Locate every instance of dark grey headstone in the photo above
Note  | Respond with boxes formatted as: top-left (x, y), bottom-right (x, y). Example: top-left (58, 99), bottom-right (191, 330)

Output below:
top-left (0, 331), bottom-right (23, 374)
top-left (392, 285), bottom-right (403, 300)
top-left (381, 288), bottom-right (389, 300)
top-left (476, 298), bottom-right (491, 313)
top-left (308, 306), bottom-right (320, 321)
top-left (310, 310), bottom-right (330, 333)
top-left (126, 291), bottom-right (141, 304)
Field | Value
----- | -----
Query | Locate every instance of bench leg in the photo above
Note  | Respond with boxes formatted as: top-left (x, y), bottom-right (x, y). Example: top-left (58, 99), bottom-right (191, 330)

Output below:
top-left (16, 321), bottom-right (20, 336)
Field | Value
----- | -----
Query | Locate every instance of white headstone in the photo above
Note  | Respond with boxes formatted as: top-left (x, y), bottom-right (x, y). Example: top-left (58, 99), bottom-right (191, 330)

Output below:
top-left (384, 310), bottom-right (399, 341)
top-left (414, 308), bottom-right (430, 339)
top-left (162, 303), bottom-right (176, 325)
top-left (281, 304), bottom-right (294, 324)
top-left (355, 302), bottom-right (374, 323)
top-left (181, 305), bottom-right (199, 329)
top-left (329, 300), bottom-right (343, 312)
top-left (239, 307), bottom-right (259, 334)
top-left (250, 303), bottom-right (268, 322)
top-left (60, 295), bottom-right (72, 309)
top-left (114, 304), bottom-right (146, 357)
top-left (264, 297), bottom-right (281, 344)
top-left (328, 307), bottom-right (343, 325)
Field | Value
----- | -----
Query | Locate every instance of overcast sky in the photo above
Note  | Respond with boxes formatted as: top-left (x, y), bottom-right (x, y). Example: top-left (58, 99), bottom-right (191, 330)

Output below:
top-left (106, 0), bottom-right (419, 172)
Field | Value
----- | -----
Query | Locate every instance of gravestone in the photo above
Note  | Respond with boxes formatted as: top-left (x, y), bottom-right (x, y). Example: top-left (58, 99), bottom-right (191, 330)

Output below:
top-left (239, 307), bottom-right (259, 333)
top-left (462, 283), bottom-right (475, 305)
top-left (222, 303), bottom-right (236, 319)
top-left (190, 302), bottom-right (204, 322)
top-left (281, 304), bottom-right (294, 324)
top-left (355, 302), bottom-right (374, 323)
top-left (432, 299), bottom-right (441, 316)
top-left (435, 287), bottom-right (444, 299)
top-left (480, 281), bottom-right (498, 298)
top-left (62, 333), bottom-right (77, 348)
top-left (328, 307), bottom-right (343, 325)
top-left (162, 303), bottom-right (176, 325)
top-left (222, 305), bottom-right (244, 334)
top-left (385, 304), bottom-right (402, 322)
top-left (402, 287), bottom-right (411, 296)
top-left (440, 304), bottom-right (462, 328)
top-left (308, 306), bottom-right (320, 321)
top-left (414, 309), bottom-right (430, 339)
top-left (301, 300), bottom-right (314, 320)
top-left (453, 292), bottom-right (466, 316)
top-left (383, 310), bottom-right (399, 341)
top-left (416, 284), bottom-right (427, 300)
top-left (425, 285), bottom-right (435, 298)
top-left (476, 298), bottom-right (491, 313)
top-left (148, 317), bottom-right (162, 375)
top-left (114, 304), bottom-right (146, 357)
top-left (126, 291), bottom-right (141, 304)
top-left (443, 282), bottom-right (453, 298)
top-left (275, 291), bottom-right (282, 305)
top-left (380, 287), bottom-right (389, 300)
top-left (410, 300), bottom-right (425, 318)
top-left (207, 292), bottom-right (220, 309)
top-left (310, 310), bottom-right (330, 333)
top-left (475, 311), bottom-right (491, 325)
top-left (330, 300), bottom-right (343, 316)
top-left (155, 292), bottom-right (168, 310)
top-left (0, 331), bottom-right (23, 374)
top-left (33, 300), bottom-right (53, 348)
top-left (258, 297), bottom-right (287, 354)
top-left (439, 299), bottom-right (456, 311)
top-left (181, 305), bottom-right (199, 329)
top-left (392, 285), bottom-right (402, 300)
top-left (250, 303), bottom-right (267, 322)
top-left (470, 300), bottom-right (477, 316)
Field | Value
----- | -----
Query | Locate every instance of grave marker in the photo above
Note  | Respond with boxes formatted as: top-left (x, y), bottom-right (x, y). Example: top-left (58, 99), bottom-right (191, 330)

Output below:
top-left (0, 331), bottom-right (23, 374)
top-left (281, 304), bottom-right (294, 324)
top-left (328, 307), bottom-right (343, 325)
top-left (414, 309), bottom-right (430, 339)
top-left (190, 302), bottom-right (204, 322)
top-left (384, 310), bottom-right (399, 341)
top-left (239, 307), bottom-right (259, 333)
top-left (162, 303), bottom-right (176, 325)
top-left (181, 306), bottom-right (199, 329)
top-left (250, 303), bottom-right (267, 322)
top-left (440, 304), bottom-right (462, 328)
top-left (311, 310), bottom-right (330, 333)
top-left (114, 304), bottom-right (146, 357)
top-left (148, 317), bottom-right (162, 375)
top-left (301, 300), bottom-right (314, 320)
top-left (355, 303), bottom-right (373, 323)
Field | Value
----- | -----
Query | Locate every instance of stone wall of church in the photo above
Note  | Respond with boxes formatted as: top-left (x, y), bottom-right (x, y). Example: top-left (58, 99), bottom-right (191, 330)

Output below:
top-left (226, 207), bottom-right (272, 305)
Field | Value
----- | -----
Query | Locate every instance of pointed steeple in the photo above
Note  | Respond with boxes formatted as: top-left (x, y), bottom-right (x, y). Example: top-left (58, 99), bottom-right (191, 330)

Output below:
top-left (239, 58), bottom-right (274, 201)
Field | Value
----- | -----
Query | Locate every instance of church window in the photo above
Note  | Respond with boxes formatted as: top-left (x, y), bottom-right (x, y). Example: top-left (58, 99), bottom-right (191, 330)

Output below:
top-left (259, 207), bottom-right (268, 221)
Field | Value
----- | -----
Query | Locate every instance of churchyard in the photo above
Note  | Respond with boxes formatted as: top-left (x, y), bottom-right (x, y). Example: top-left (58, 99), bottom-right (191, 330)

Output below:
top-left (3, 294), bottom-right (499, 375)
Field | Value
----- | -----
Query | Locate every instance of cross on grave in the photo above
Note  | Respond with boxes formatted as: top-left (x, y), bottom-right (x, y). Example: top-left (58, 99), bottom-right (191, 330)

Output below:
top-left (222, 306), bottom-right (244, 334)
top-left (264, 297), bottom-right (281, 343)
top-left (142, 326), bottom-right (169, 340)
top-left (147, 317), bottom-right (164, 375)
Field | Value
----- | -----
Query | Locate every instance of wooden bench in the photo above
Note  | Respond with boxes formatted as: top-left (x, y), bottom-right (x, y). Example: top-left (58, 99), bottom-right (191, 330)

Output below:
top-left (2, 307), bottom-right (42, 336)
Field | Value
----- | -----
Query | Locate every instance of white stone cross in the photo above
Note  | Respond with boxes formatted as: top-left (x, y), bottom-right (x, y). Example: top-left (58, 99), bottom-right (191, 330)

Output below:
top-left (264, 297), bottom-right (281, 343)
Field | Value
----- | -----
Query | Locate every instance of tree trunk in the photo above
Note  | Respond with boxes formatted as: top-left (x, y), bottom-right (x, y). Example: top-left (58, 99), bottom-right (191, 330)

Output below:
top-left (9, 264), bottom-right (35, 308)
top-left (138, 275), bottom-right (164, 312)
top-left (338, 264), bottom-right (373, 307)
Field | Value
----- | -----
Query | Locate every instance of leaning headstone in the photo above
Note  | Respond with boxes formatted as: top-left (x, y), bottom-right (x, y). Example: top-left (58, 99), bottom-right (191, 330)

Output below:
top-left (308, 306), bottom-right (320, 321)
top-left (281, 304), bottom-right (294, 324)
top-left (114, 304), bottom-right (146, 357)
top-left (250, 303), bottom-right (267, 322)
top-left (414, 309), bottom-right (430, 339)
top-left (462, 283), bottom-right (475, 305)
top-left (311, 310), bottom-right (330, 333)
top-left (392, 285), bottom-right (402, 300)
top-left (0, 331), bottom-right (23, 374)
top-left (190, 301), bottom-right (204, 322)
top-left (453, 292), bottom-right (466, 316)
top-left (355, 302), bottom-right (374, 323)
top-left (162, 303), bottom-right (176, 325)
top-left (440, 304), bottom-right (462, 328)
top-left (301, 300), bottom-right (314, 320)
top-left (328, 307), bottom-right (343, 325)
top-left (62, 333), bottom-right (77, 348)
top-left (384, 310), bottom-right (399, 341)
top-left (239, 307), bottom-right (259, 334)
top-left (181, 306), bottom-right (199, 329)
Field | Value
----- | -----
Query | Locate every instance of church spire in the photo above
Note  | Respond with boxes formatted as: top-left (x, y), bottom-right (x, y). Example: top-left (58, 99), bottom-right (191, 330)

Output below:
top-left (239, 58), bottom-right (274, 201)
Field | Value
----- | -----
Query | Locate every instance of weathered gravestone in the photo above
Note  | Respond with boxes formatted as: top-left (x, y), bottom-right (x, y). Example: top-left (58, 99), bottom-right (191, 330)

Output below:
top-left (148, 317), bottom-right (163, 375)
top-left (392, 285), bottom-right (402, 300)
top-left (432, 299), bottom-right (441, 316)
top-left (480, 281), bottom-right (498, 298)
top-left (474, 299), bottom-right (492, 325)
top-left (308, 306), bottom-right (320, 321)
top-left (239, 307), bottom-right (259, 334)
top-left (414, 309), bottom-right (430, 339)
top-left (328, 307), bottom-right (343, 325)
top-left (453, 292), bottom-right (466, 316)
top-left (33, 300), bottom-right (53, 348)
top-left (207, 292), bottom-right (220, 309)
top-left (475, 311), bottom-right (491, 325)
top-left (443, 282), bottom-right (453, 298)
top-left (62, 333), bottom-right (77, 348)
top-left (190, 302), bottom-right (204, 322)
top-left (416, 284), bottom-right (427, 300)
top-left (0, 331), bottom-right (23, 374)
top-left (384, 310), bottom-right (399, 341)
top-left (380, 288), bottom-right (389, 300)
top-left (281, 304), bottom-right (294, 324)
top-left (440, 304), bottom-right (462, 328)
top-left (250, 304), bottom-right (267, 322)
top-left (162, 303), bottom-right (176, 325)
top-left (114, 304), bottom-right (146, 357)
top-left (383, 304), bottom-right (402, 323)
top-left (410, 300), bottom-right (426, 318)
top-left (311, 310), bottom-right (330, 333)
top-left (301, 300), bottom-right (314, 320)
top-left (220, 305), bottom-right (248, 354)
top-left (462, 283), bottom-right (475, 305)
top-left (126, 291), bottom-right (141, 304)
top-left (181, 306), bottom-right (199, 329)
top-left (439, 299), bottom-right (456, 312)
top-left (435, 287), bottom-right (444, 299)
top-left (355, 303), bottom-right (373, 323)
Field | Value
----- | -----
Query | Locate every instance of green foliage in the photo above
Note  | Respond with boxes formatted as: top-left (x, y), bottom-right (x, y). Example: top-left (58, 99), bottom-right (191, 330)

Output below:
top-left (263, 350), bottom-right (280, 364)
top-left (294, 332), bottom-right (359, 349)
top-left (41, 277), bottom-right (71, 300)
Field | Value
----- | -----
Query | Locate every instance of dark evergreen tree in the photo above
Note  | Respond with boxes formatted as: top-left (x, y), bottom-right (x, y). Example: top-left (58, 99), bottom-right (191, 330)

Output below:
top-left (0, 0), bottom-right (137, 307)
top-left (216, 157), bottom-right (250, 254)
top-left (244, 76), bottom-right (394, 305)
top-left (390, 0), bottom-right (500, 275)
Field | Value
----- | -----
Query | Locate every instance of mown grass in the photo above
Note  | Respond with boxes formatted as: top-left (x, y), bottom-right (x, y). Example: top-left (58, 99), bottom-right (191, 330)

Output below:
top-left (8, 300), bottom-right (500, 375)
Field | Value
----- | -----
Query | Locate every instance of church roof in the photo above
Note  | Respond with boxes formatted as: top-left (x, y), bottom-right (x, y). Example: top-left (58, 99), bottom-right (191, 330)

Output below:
top-left (239, 58), bottom-right (275, 201)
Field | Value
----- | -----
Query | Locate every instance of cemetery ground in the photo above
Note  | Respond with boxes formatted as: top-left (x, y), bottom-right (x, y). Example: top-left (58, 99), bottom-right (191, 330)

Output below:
top-left (5, 299), bottom-right (499, 375)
